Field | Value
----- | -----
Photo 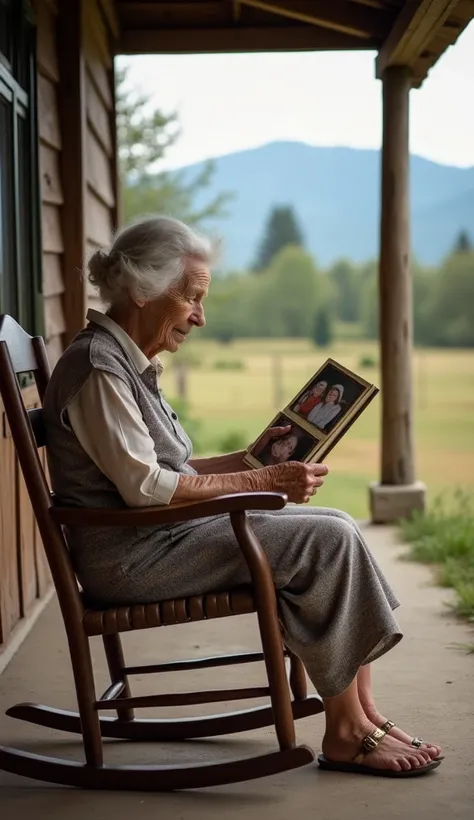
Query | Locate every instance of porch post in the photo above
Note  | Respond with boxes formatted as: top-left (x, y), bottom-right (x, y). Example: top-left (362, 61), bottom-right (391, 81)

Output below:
top-left (369, 66), bottom-right (426, 523)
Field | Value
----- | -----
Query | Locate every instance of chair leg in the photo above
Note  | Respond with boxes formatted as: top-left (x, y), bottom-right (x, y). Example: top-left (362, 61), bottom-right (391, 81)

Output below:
top-left (67, 626), bottom-right (104, 766)
top-left (102, 634), bottom-right (134, 721)
top-left (288, 650), bottom-right (308, 701)
top-left (231, 513), bottom-right (296, 752)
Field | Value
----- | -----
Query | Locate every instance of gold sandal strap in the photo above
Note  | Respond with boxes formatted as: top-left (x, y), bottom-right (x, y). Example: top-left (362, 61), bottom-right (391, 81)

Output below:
top-left (380, 720), bottom-right (396, 733)
top-left (353, 727), bottom-right (387, 764)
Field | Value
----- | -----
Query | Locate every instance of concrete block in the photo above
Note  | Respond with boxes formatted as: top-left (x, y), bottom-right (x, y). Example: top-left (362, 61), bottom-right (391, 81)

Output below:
top-left (369, 480), bottom-right (427, 524)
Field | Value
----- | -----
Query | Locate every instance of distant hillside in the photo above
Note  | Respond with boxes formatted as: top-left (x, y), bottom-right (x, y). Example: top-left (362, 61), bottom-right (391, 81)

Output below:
top-left (178, 141), bottom-right (474, 268)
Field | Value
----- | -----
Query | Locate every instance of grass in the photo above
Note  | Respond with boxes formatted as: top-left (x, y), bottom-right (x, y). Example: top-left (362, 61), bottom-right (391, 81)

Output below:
top-left (400, 490), bottom-right (474, 623)
top-left (161, 337), bottom-right (474, 519)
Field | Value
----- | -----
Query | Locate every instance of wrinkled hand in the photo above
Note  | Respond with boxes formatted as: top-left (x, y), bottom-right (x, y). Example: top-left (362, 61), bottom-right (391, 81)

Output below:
top-left (251, 424), bottom-right (292, 456)
top-left (264, 461), bottom-right (329, 504)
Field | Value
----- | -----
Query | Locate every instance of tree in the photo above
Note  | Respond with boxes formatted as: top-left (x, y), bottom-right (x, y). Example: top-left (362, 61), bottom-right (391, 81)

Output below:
top-left (426, 251), bottom-right (474, 347)
top-left (116, 65), bottom-right (231, 226)
top-left (257, 246), bottom-right (321, 337)
top-left (252, 206), bottom-right (304, 271)
top-left (452, 230), bottom-right (472, 254)
top-left (328, 259), bottom-right (360, 323)
top-left (312, 307), bottom-right (333, 348)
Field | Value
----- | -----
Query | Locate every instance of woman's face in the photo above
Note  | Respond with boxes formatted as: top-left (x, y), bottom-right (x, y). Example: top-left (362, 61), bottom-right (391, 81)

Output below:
top-left (271, 434), bottom-right (298, 463)
top-left (326, 388), bottom-right (340, 404)
top-left (140, 259), bottom-right (210, 357)
top-left (312, 381), bottom-right (327, 397)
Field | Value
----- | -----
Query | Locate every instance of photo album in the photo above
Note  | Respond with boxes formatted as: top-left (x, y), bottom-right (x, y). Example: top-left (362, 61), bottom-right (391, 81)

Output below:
top-left (243, 358), bottom-right (379, 469)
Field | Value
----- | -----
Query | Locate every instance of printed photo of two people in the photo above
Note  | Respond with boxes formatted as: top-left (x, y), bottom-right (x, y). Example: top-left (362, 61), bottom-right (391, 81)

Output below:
top-left (247, 361), bottom-right (368, 468)
top-left (291, 361), bottom-right (367, 434)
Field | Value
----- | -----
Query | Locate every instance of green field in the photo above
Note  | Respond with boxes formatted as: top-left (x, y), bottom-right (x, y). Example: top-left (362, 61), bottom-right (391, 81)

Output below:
top-left (160, 339), bottom-right (474, 518)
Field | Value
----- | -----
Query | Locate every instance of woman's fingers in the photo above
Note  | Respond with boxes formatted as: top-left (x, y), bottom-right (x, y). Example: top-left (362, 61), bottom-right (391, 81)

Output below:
top-left (308, 463), bottom-right (329, 476)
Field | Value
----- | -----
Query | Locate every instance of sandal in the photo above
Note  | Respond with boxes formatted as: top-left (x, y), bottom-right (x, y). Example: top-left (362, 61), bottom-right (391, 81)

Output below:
top-left (381, 720), bottom-right (444, 760)
top-left (318, 726), bottom-right (442, 778)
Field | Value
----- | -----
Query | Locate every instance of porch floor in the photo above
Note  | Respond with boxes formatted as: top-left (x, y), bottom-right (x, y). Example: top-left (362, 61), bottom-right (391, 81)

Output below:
top-left (0, 524), bottom-right (473, 819)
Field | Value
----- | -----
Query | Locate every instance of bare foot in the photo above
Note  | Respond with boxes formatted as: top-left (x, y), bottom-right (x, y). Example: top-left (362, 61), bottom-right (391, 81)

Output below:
top-left (363, 706), bottom-right (442, 759)
top-left (322, 718), bottom-right (435, 773)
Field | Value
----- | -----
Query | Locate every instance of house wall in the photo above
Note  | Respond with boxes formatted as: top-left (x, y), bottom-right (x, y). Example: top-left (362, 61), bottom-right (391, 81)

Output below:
top-left (83, 0), bottom-right (119, 314)
top-left (0, 0), bottom-right (118, 663)
top-left (37, 0), bottom-right (66, 366)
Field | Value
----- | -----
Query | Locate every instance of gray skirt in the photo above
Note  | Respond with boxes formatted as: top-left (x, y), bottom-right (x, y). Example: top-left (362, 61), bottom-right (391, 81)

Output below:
top-left (79, 505), bottom-right (402, 698)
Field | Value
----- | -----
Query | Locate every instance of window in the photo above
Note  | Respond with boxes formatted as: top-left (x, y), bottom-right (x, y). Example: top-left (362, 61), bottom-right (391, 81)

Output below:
top-left (0, 0), bottom-right (42, 334)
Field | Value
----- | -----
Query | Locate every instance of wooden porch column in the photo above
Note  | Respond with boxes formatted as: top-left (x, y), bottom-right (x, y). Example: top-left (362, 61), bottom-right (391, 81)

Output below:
top-left (370, 66), bottom-right (426, 523)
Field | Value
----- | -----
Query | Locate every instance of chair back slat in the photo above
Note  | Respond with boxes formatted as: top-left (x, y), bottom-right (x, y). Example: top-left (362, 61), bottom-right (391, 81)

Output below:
top-left (0, 314), bottom-right (85, 621)
top-left (0, 315), bottom-right (38, 372)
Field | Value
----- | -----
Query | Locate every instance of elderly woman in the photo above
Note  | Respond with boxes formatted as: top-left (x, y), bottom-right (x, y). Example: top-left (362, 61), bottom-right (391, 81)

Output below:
top-left (43, 216), bottom-right (441, 778)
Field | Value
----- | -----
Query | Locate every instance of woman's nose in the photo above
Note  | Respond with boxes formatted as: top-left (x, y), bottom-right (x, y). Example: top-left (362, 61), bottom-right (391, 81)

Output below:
top-left (193, 305), bottom-right (206, 327)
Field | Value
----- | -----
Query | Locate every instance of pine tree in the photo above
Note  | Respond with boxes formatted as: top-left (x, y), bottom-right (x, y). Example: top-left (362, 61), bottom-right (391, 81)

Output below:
top-left (312, 307), bottom-right (333, 348)
top-left (453, 230), bottom-right (472, 254)
top-left (252, 206), bottom-right (304, 271)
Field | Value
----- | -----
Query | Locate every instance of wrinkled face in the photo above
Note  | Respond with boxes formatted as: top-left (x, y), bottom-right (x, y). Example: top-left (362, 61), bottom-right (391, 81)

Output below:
top-left (271, 434), bottom-right (298, 463)
top-left (312, 381), bottom-right (327, 397)
top-left (326, 388), bottom-right (340, 404)
top-left (140, 258), bottom-right (210, 357)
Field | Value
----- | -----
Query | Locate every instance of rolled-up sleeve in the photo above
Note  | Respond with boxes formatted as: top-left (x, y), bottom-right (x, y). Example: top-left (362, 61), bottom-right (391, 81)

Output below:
top-left (66, 370), bottom-right (179, 506)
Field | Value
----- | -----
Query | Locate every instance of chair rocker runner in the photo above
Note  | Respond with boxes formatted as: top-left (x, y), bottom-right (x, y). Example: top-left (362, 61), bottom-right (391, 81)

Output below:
top-left (0, 314), bottom-right (323, 791)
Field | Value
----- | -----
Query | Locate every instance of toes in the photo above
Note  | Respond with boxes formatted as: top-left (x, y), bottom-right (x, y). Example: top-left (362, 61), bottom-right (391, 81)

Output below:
top-left (407, 755), bottom-right (422, 768)
top-left (398, 757), bottom-right (412, 771)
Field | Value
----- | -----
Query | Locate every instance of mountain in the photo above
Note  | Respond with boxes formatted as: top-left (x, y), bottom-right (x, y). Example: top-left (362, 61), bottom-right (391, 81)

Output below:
top-left (178, 141), bottom-right (474, 268)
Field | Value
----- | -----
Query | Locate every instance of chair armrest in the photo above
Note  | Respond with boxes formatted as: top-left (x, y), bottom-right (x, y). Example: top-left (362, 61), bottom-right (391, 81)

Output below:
top-left (50, 491), bottom-right (288, 528)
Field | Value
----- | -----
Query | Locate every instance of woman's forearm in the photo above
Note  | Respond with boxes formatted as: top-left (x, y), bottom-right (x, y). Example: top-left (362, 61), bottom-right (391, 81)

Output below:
top-left (188, 451), bottom-right (248, 475)
top-left (173, 466), bottom-right (267, 503)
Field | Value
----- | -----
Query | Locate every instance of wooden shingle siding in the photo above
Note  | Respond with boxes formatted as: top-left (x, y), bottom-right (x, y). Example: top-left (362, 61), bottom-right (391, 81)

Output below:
top-left (83, 0), bottom-right (118, 313)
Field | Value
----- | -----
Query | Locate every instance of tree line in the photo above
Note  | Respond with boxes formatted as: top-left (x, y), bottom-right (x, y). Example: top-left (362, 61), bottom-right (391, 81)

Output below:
top-left (199, 206), bottom-right (474, 349)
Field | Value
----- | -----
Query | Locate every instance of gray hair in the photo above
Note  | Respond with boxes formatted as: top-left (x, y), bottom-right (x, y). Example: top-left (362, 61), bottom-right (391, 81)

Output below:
top-left (87, 216), bottom-right (215, 306)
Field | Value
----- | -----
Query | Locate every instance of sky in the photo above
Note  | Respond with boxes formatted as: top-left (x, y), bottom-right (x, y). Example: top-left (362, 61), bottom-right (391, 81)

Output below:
top-left (118, 21), bottom-right (474, 171)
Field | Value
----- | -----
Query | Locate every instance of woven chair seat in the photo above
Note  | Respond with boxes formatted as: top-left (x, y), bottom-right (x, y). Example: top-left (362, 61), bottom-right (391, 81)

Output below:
top-left (82, 586), bottom-right (256, 636)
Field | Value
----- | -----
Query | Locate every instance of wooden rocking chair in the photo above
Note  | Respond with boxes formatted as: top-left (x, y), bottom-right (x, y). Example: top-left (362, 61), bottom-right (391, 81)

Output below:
top-left (0, 315), bottom-right (323, 791)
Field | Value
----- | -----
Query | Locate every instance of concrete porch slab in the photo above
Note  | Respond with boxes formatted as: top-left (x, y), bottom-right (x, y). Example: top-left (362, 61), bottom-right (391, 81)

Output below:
top-left (0, 524), bottom-right (473, 820)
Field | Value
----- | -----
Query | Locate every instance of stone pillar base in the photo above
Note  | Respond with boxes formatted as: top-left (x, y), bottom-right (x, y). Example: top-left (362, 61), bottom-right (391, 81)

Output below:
top-left (369, 481), bottom-right (427, 524)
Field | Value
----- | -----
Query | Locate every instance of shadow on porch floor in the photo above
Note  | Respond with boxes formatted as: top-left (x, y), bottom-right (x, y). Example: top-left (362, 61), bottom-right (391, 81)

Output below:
top-left (0, 524), bottom-right (473, 820)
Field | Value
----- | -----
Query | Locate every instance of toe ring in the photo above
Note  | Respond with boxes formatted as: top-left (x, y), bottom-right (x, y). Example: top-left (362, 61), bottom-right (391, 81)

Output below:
top-left (411, 737), bottom-right (423, 748)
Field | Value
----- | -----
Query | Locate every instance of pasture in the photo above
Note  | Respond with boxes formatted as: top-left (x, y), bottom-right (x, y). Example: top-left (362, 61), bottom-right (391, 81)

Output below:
top-left (160, 338), bottom-right (474, 518)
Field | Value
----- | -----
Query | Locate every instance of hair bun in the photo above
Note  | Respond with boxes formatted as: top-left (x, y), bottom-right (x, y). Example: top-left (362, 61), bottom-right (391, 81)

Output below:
top-left (87, 248), bottom-right (124, 303)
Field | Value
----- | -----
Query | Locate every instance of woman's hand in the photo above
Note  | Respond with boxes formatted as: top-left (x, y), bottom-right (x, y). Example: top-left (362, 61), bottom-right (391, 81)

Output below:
top-left (251, 424), bottom-right (292, 456)
top-left (263, 461), bottom-right (329, 504)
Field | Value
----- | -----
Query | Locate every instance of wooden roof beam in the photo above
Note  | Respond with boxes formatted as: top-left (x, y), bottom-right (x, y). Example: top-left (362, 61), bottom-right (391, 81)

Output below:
top-left (376, 0), bottom-right (462, 78)
top-left (119, 25), bottom-right (379, 55)
top-left (235, 0), bottom-right (389, 39)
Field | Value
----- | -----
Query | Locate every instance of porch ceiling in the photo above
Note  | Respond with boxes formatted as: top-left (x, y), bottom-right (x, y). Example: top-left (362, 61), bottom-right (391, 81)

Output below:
top-left (114, 0), bottom-right (474, 86)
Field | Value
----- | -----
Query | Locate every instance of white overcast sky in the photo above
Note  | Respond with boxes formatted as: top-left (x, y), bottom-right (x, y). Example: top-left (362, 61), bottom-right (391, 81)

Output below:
top-left (118, 21), bottom-right (474, 170)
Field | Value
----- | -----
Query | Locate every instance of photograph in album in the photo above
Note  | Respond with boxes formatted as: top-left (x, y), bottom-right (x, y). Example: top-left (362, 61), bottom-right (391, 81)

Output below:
top-left (244, 359), bottom-right (379, 469)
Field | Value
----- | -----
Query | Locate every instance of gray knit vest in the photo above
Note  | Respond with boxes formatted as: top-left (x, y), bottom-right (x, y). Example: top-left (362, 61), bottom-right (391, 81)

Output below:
top-left (43, 322), bottom-right (196, 589)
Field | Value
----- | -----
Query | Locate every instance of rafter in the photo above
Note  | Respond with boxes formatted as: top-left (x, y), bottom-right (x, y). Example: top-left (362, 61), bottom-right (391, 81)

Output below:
top-left (235, 0), bottom-right (389, 38)
top-left (119, 25), bottom-right (379, 55)
top-left (376, 0), bottom-right (461, 77)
